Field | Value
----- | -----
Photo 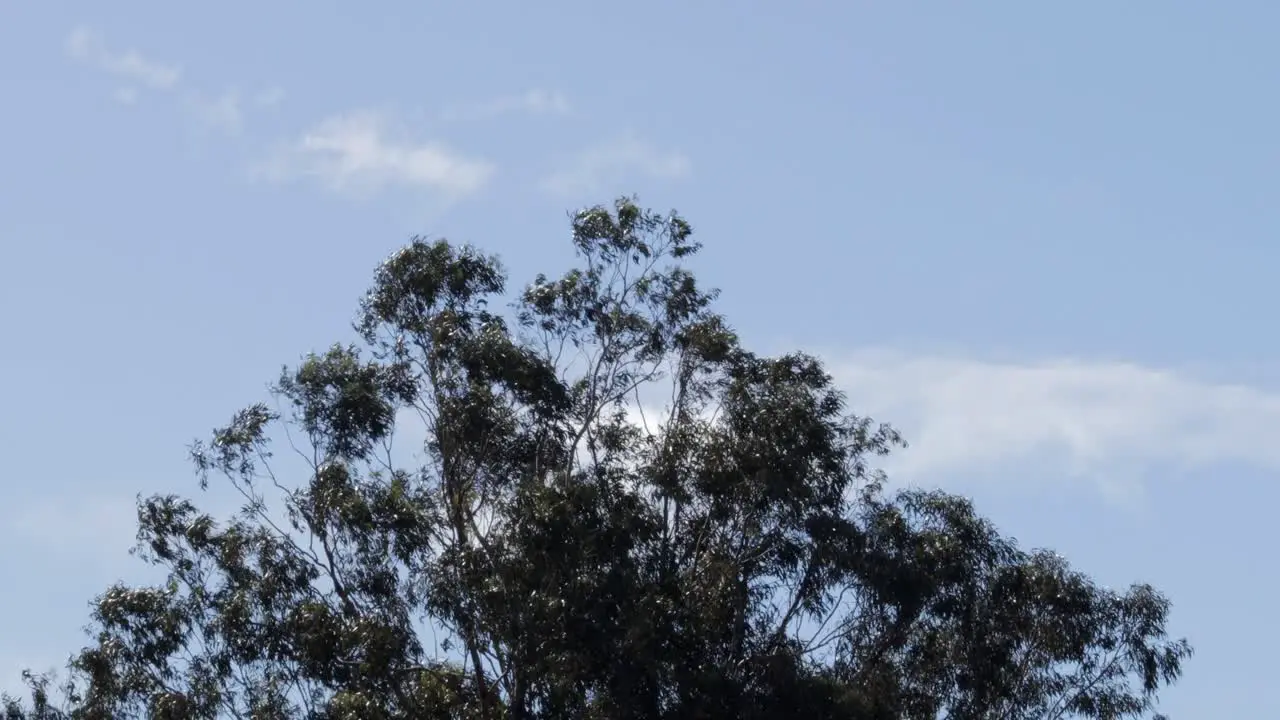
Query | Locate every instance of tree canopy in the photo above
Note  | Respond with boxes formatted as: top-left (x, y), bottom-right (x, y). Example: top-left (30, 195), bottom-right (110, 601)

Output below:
top-left (5, 198), bottom-right (1190, 719)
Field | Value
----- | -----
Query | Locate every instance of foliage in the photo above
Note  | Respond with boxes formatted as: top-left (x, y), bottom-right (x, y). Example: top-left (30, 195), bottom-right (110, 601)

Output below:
top-left (4, 198), bottom-right (1190, 719)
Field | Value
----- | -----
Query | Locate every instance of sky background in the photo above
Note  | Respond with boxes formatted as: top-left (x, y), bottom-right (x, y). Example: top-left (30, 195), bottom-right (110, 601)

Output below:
top-left (2, 2), bottom-right (1278, 715)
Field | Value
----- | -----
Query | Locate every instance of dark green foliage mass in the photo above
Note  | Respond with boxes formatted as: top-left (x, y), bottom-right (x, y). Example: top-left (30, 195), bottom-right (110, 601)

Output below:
top-left (4, 198), bottom-right (1190, 719)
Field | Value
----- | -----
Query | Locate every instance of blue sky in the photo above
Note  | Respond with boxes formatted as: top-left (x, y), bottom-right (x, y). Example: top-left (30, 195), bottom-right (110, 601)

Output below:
top-left (2, 2), bottom-right (1278, 715)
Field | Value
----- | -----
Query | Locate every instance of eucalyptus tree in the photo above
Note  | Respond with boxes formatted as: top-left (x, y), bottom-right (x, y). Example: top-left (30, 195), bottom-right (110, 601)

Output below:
top-left (4, 198), bottom-right (1190, 719)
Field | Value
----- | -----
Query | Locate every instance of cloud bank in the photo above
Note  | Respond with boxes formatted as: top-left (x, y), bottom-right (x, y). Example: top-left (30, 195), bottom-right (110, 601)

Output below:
top-left (827, 352), bottom-right (1280, 499)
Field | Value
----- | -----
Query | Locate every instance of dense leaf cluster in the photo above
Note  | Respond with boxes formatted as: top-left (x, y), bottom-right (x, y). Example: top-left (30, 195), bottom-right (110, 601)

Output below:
top-left (5, 198), bottom-right (1189, 719)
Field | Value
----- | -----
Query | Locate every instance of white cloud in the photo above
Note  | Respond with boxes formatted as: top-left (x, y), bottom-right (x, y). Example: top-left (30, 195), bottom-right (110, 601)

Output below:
top-left (826, 351), bottom-right (1280, 499)
top-left (541, 134), bottom-right (691, 197)
top-left (65, 26), bottom-right (181, 95)
top-left (258, 111), bottom-right (494, 199)
top-left (439, 89), bottom-right (571, 122)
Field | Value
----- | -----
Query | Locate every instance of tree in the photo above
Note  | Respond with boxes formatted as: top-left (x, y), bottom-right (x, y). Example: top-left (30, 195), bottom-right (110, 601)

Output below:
top-left (4, 198), bottom-right (1190, 719)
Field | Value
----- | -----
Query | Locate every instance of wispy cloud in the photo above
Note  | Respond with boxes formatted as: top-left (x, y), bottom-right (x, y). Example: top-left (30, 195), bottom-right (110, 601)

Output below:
top-left (64, 26), bottom-right (276, 136)
top-left (438, 89), bottom-right (571, 122)
top-left (257, 111), bottom-right (494, 200)
top-left (65, 26), bottom-right (181, 96)
top-left (541, 133), bottom-right (691, 198)
top-left (826, 351), bottom-right (1280, 500)
top-left (186, 88), bottom-right (244, 134)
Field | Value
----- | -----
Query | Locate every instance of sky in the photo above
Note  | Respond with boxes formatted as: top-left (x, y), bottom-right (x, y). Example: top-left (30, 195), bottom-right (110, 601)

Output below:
top-left (2, 1), bottom-right (1278, 715)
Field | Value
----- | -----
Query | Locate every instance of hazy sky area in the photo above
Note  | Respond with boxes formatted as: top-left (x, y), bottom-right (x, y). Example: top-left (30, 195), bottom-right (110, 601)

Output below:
top-left (3, 3), bottom-right (1280, 715)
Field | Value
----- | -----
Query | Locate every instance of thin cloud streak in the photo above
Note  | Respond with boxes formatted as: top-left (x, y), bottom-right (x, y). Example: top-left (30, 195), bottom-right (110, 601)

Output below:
top-left (541, 134), bottom-right (691, 198)
top-left (439, 89), bottom-right (571, 122)
top-left (65, 26), bottom-right (181, 92)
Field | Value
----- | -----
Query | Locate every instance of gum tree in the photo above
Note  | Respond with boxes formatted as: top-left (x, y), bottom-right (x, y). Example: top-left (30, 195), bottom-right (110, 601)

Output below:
top-left (4, 198), bottom-right (1190, 719)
